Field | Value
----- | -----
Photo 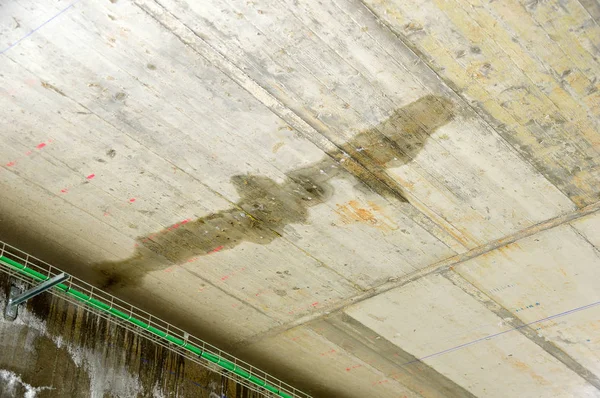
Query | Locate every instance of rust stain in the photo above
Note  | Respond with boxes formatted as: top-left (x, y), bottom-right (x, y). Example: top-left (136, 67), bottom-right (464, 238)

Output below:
top-left (511, 359), bottom-right (550, 386)
top-left (41, 81), bottom-right (66, 97)
top-left (335, 200), bottom-right (398, 232)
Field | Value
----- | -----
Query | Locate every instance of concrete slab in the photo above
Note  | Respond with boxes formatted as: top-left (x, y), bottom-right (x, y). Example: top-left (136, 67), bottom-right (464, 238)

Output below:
top-left (345, 274), bottom-right (598, 397)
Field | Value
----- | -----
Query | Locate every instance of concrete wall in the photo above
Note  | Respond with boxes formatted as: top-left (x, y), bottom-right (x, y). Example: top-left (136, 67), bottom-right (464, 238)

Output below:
top-left (0, 273), bottom-right (261, 398)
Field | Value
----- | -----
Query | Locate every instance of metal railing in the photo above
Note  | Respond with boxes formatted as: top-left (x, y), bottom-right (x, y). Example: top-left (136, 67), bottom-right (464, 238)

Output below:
top-left (0, 240), bottom-right (311, 398)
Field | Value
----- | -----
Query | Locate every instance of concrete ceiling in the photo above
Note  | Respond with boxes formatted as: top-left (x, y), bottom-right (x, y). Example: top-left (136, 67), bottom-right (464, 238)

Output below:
top-left (2, 0), bottom-right (600, 396)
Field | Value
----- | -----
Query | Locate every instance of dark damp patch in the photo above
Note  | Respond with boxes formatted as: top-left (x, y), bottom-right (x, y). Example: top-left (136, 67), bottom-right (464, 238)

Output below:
top-left (95, 95), bottom-right (455, 290)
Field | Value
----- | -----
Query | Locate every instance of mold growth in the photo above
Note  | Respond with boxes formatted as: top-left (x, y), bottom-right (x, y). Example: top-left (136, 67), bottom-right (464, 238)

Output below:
top-left (95, 95), bottom-right (455, 289)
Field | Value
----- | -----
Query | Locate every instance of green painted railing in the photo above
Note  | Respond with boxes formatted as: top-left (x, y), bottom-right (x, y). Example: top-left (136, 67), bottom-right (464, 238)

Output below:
top-left (0, 255), bottom-right (293, 398)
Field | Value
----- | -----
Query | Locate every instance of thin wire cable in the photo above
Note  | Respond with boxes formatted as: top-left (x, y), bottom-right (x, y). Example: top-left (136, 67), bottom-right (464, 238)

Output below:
top-left (0, 0), bottom-right (82, 55)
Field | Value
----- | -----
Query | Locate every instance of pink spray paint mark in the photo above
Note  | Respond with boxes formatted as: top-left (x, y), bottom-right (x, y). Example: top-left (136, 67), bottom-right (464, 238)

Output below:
top-left (36, 143), bottom-right (46, 149)
top-left (129, 198), bottom-right (136, 203)
top-left (372, 380), bottom-right (389, 386)
top-left (86, 174), bottom-right (95, 180)
top-left (208, 245), bottom-right (224, 254)
top-left (6, 161), bottom-right (15, 167)
top-left (320, 349), bottom-right (336, 356)
top-left (60, 188), bottom-right (68, 193)
top-left (181, 219), bottom-right (190, 224)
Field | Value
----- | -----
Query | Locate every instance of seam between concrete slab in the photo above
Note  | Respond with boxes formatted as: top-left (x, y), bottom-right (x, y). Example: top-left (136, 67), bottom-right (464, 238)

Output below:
top-left (577, 0), bottom-right (600, 28)
top-left (133, 0), bottom-right (468, 255)
top-left (442, 270), bottom-right (600, 391)
top-left (311, 314), bottom-right (477, 398)
top-left (570, 224), bottom-right (600, 258)
top-left (236, 200), bottom-right (600, 347)
top-left (355, 0), bottom-right (579, 207)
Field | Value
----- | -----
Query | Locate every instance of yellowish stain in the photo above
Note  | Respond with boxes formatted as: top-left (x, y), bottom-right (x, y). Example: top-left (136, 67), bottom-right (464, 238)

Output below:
top-left (272, 141), bottom-right (285, 153)
top-left (334, 200), bottom-right (398, 232)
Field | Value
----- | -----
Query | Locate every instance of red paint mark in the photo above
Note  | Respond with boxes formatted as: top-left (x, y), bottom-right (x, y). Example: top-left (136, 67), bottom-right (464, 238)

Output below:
top-left (60, 188), bottom-right (68, 193)
top-left (129, 198), bottom-right (136, 202)
top-left (372, 379), bottom-right (389, 386)
top-left (103, 212), bottom-right (110, 217)
top-left (181, 219), bottom-right (190, 224)
top-left (6, 161), bottom-right (15, 167)
top-left (319, 349), bottom-right (336, 356)
top-left (186, 257), bottom-right (198, 263)
top-left (208, 245), bottom-right (224, 254)
top-left (36, 143), bottom-right (46, 149)
top-left (25, 151), bottom-right (32, 156)
top-left (218, 266), bottom-right (246, 283)
top-left (291, 336), bottom-right (300, 341)
top-left (311, 302), bottom-right (319, 307)
top-left (134, 243), bottom-right (139, 247)
top-left (345, 365), bottom-right (362, 372)
top-left (86, 173), bottom-right (95, 180)
top-left (164, 267), bottom-right (174, 273)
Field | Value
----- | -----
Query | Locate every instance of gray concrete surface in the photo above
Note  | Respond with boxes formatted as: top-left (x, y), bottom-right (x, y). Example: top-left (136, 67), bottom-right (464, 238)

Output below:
top-left (1, 0), bottom-right (600, 396)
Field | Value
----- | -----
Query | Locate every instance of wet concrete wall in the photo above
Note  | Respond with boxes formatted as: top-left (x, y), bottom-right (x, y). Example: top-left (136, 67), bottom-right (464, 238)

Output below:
top-left (0, 273), bottom-right (262, 398)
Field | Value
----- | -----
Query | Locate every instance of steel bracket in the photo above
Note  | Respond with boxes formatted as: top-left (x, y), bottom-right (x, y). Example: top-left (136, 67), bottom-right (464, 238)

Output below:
top-left (3, 273), bottom-right (69, 321)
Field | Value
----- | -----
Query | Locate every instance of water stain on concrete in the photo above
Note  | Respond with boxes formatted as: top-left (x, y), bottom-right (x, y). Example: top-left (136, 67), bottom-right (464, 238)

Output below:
top-left (96, 95), bottom-right (454, 290)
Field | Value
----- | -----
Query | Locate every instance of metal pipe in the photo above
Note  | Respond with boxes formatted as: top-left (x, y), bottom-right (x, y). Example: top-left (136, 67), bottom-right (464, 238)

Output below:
top-left (8, 272), bottom-right (69, 307)
top-left (0, 255), bottom-right (294, 398)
